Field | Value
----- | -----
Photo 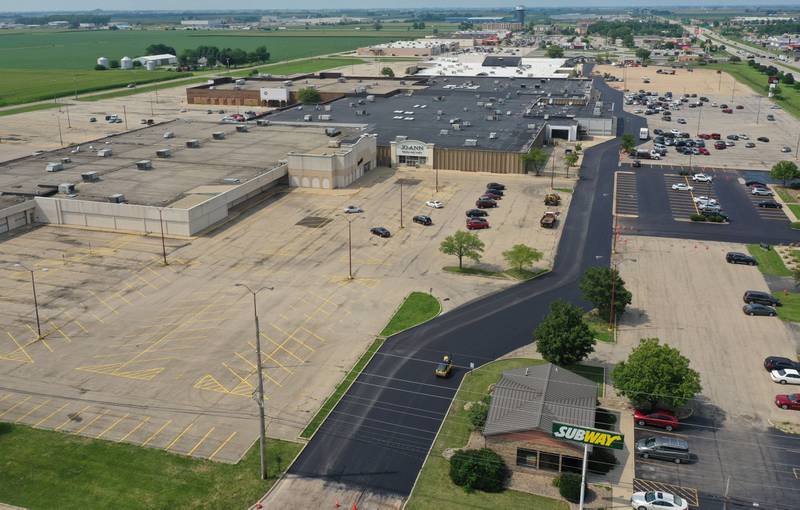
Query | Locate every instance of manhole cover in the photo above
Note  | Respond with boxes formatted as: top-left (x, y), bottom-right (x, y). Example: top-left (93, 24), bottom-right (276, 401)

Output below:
top-left (296, 216), bottom-right (332, 228)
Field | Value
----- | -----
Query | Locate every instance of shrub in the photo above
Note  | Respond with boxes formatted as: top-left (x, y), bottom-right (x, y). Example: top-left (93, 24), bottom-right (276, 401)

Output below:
top-left (449, 448), bottom-right (508, 493)
top-left (467, 396), bottom-right (491, 431)
top-left (690, 214), bottom-right (707, 222)
top-left (678, 169), bottom-right (691, 176)
top-left (94, 64), bottom-right (107, 71)
top-left (588, 446), bottom-right (618, 474)
top-left (707, 215), bottom-right (724, 223)
top-left (792, 221), bottom-right (800, 230)
top-left (558, 472), bottom-right (584, 502)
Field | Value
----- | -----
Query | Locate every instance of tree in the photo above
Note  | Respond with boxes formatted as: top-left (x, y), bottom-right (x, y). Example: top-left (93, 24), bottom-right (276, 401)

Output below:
top-left (783, 72), bottom-right (795, 85)
top-left (440, 230), bottom-right (485, 269)
top-left (520, 147), bottom-right (548, 175)
top-left (564, 151), bottom-right (579, 171)
top-left (620, 133), bottom-right (636, 154)
top-left (132, 59), bottom-right (142, 68)
top-left (729, 55), bottom-right (741, 63)
top-left (580, 266), bottom-right (632, 322)
top-left (145, 43), bottom-right (177, 56)
top-left (109, 59), bottom-right (120, 69)
top-left (297, 87), bottom-right (321, 104)
top-left (534, 300), bottom-right (595, 366)
top-left (611, 338), bottom-right (702, 410)
top-left (770, 160), bottom-right (800, 186)
top-left (467, 395), bottom-right (491, 430)
top-left (373, 21), bottom-right (383, 31)
top-left (546, 45), bottom-right (564, 58)
top-left (449, 449), bottom-right (508, 493)
top-left (793, 266), bottom-right (800, 288)
top-left (93, 64), bottom-right (107, 71)
top-left (622, 33), bottom-right (635, 48)
top-left (557, 473), bottom-right (584, 503)
top-left (575, 142), bottom-right (583, 152)
top-left (635, 48), bottom-right (652, 63)
top-left (381, 66), bottom-right (395, 78)
top-left (502, 244), bottom-right (543, 271)
top-left (251, 45), bottom-right (270, 63)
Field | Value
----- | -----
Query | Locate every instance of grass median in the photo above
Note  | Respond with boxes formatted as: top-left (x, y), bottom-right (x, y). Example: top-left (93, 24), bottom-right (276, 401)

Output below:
top-left (300, 291), bottom-right (440, 439)
top-left (707, 62), bottom-right (800, 119)
top-left (405, 358), bottom-right (568, 510)
top-left (0, 422), bottom-right (300, 510)
top-left (747, 244), bottom-right (792, 276)
top-left (444, 266), bottom-right (548, 281)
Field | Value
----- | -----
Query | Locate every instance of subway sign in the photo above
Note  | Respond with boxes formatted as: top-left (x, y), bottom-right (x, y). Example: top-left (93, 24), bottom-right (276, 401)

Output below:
top-left (551, 422), bottom-right (624, 450)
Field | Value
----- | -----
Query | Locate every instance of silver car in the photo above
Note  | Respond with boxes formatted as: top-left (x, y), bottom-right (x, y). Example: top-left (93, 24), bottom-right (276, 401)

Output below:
top-left (631, 491), bottom-right (688, 510)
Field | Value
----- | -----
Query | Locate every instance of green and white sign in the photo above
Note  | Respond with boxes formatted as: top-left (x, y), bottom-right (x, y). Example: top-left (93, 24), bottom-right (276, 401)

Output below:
top-left (551, 422), bottom-right (624, 450)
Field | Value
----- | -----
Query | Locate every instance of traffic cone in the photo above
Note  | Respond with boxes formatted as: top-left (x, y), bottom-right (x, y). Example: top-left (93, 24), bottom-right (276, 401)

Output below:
top-left (353, 504), bottom-right (357, 510)
top-left (255, 504), bottom-right (263, 509)
top-left (335, 500), bottom-right (340, 508)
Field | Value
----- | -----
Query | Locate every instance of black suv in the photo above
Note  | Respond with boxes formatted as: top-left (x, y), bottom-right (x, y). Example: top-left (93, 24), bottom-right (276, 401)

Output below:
top-left (743, 290), bottom-right (782, 307)
top-left (466, 208), bottom-right (488, 218)
top-left (726, 252), bottom-right (757, 265)
top-left (764, 356), bottom-right (800, 371)
top-left (413, 215), bottom-right (432, 226)
top-left (370, 227), bottom-right (391, 238)
top-left (486, 182), bottom-right (506, 190)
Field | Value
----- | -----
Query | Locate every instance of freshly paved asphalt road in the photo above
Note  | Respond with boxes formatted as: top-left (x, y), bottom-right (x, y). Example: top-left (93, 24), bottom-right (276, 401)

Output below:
top-left (286, 76), bottom-right (633, 496)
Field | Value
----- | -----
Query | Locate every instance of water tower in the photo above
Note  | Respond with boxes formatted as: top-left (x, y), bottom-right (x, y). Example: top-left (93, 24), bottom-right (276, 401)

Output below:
top-left (514, 6), bottom-right (526, 25)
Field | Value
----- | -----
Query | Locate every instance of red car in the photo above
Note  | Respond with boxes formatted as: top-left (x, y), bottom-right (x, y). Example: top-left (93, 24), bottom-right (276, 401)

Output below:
top-left (711, 133), bottom-right (721, 140)
top-left (634, 409), bottom-right (680, 431)
top-left (714, 142), bottom-right (726, 150)
top-left (476, 198), bottom-right (497, 209)
top-left (775, 394), bottom-right (800, 410)
top-left (466, 218), bottom-right (489, 230)
top-left (698, 133), bottom-right (711, 139)
top-left (722, 108), bottom-right (733, 114)
top-left (698, 147), bottom-right (710, 155)
top-left (480, 192), bottom-right (501, 201)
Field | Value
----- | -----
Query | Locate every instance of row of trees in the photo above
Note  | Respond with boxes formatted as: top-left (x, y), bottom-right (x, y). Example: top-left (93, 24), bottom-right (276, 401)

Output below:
top-left (439, 231), bottom-right (543, 273)
top-left (746, 58), bottom-right (796, 85)
top-left (587, 20), bottom-right (684, 39)
top-left (177, 45), bottom-right (270, 67)
top-left (520, 146), bottom-right (579, 176)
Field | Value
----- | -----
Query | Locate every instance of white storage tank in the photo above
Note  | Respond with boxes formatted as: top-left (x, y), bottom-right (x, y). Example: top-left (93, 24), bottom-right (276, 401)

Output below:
top-left (120, 56), bottom-right (133, 70)
top-left (97, 57), bottom-right (109, 69)
top-left (145, 60), bottom-right (157, 71)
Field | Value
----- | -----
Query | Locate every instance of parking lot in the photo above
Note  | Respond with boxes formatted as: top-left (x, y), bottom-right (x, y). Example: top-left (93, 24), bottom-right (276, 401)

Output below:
top-left (604, 236), bottom-right (800, 508)
top-left (0, 167), bottom-right (571, 461)
top-left (614, 171), bottom-right (639, 217)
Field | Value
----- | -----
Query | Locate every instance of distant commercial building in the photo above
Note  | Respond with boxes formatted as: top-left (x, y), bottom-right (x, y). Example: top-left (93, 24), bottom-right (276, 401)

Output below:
top-left (514, 5), bottom-right (526, 25)
top-left (180, 19), bottom-right (223, 29)
top-left (47, 21), bottom-right (69, 27)
top-left (479, 23), bottom-right (523, 31)
top-left (356, 40), bottom-right (459, 57)
top-left (133, 54), bottom-right (177, 67)
top-left (416, 55), bottom-right (575, 79)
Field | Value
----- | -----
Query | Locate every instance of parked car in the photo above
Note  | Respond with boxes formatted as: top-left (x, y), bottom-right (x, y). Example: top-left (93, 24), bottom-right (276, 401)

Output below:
top-left (771, 369), bottom-right (800, 385)
top-left (758, 136), bottom-right (770, 142)
top-left (476, 198), bottom-right (497, 209)
top-left (725, 140), bottom-right (736, 147)
top-left (466, 217), bottom-right (489, 230)
top-left (775, 393), bottom-right (800, 410)
top-left (782, 146), bottom-right (792, 153)
top-left (671, 183), bottom-right (693, 191)
top-left (465, 208), bottom-right (488, 218)
top-left (752, 187), bottom-right (774, 196)
top-left (413, 215), bottom-right (432, 226)
top-left (343, 205), bottom-right (363, 214)
top-left (726, 134), bottom-right (739, 140)
top-left (746, 142), bottom-right (756, 148)
top-left (434, 354), bottom-right (453, 378)
top-left (370, 227), bottom-right (391, 238)
top-left (745, 180), bottom-right (767, 188)
top-left (634, 409), bottom-right (679, 431)
top-left (739, 134), bottom-right (750, 139)
top-left (758, 200), bottom-right (782, 209)
top-left (726, 252), bottom-right (757, 265)
top-left (677, 118), bottom-right (686, 124)
top-left (722, 108), bottom-right (733, 114)
top-left (767, 114), bottom-right (775, 121)
top-left (698, 202), bottom-right (721, 213)
top-left (481, 190), bottom-right (502, 200)
top-left (692, 173), bottom-right (712, 182)
top-left (714, 142), bottom-right (726, 150)
top-left (630, 491), bottom-right (689, 510)
top-left (486, 182), bottom-right (506, 190)
top-left (743, 303), bottom-right (778, 316)
top-left (693, 196), bottom-right (717, 205)
top-left (744, 290), bottom-right (782, 306)
top-left (736, 105), bottom-right (744, 109)
top-left (635, 436), bottom-right (691, 464)
top-left (633, 160), bottom-right (642, 168)
top-left (764, 356), bottom-right (800, 371)
top-left (484, 187), bottom-right (504, 197)
top-left (426, 200), bottom-right (444, 209)
top-left (710, 133), bottom-right (721, 140)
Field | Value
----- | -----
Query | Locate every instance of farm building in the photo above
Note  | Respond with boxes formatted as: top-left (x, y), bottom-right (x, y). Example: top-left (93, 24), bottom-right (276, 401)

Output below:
top-left (133, 54), bottom-right (177, 67)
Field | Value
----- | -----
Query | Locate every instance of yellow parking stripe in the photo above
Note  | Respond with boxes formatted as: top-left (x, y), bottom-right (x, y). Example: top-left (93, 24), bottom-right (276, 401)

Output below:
top-left (34, 403), bottom-right (68, 427)
top-left (0, 396), bottom-right (31, 418)
top-left (142, 419), bottom-right (172, 446)
top-left (188, 427), bottom-right (215, 456)
top-left (166, 423), bottom-right (193, 450)
top-left (15, 399), bottom-right (50, 423)
top-left (119, 417), bottom-right (150, 443)
top-left (96, 413), bottom-right (129, 439)
top-left (208, 431), bottom-right (237, 460)
top-left (75, 409), bottom-right (109, 434)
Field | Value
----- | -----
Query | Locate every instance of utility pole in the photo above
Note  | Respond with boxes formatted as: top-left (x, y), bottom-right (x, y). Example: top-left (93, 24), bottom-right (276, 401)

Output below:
top-left (578, 443), bottom-right (589, 510)
top-left (347, 217), bottom-right (353, 279)
top-left (550, 149), bottom-right (556, 190)
top-left (123, 105), bottom-right (128, 130)
top-left (608, 262), bottom-right (618, 332)
top-left (399, 180), bottom-right (404, 229)
top-left (158, 209), bottom-right (168, 265)
top-left (756, 96), bottom-right (762, 125)
top-left (65, 103), bottom-right (71, 128)
top-left (15, 263), bottom-right (45, 339)
top-left (435, 167), bottom-right (439, 193)
top-left (795, 132), bottom-right (800, 160)
top-left (57, 117), bottom-right (63, 147)
top-left (235, 284), bottom-right (274, 480)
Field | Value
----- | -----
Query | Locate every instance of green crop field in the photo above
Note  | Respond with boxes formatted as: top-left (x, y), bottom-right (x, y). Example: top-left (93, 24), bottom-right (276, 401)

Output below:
top-left (0, 28), bottom-right (417, 106)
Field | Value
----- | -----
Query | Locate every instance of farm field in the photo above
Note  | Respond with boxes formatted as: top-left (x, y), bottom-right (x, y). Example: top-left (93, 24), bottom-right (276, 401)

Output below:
top-left (0, 28), bottom-right (410, 106)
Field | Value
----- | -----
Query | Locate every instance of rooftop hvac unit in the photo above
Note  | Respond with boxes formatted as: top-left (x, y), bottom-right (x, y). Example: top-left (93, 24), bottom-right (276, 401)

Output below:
top-left (324, 105), bottom-right (332, 112)
top-left (477, 102), bottom-right (484, 107)
top-left (349, 102), bottom-right (356, 107)
top-left (437, 110), bottom-right (443, 115)
top-left (544, 114), bottom-right (549, 120)
top-left (489, 132), bottom-right (498, 139)
top-left (60, 157), bottom-right (71, 164)
top-left (463, 121), bottom-right (471, 127)
top-left (506, 111), bottom-right (512, 116)
top-left (256, 119), bottom-right (270, 126)
top-left (367, 95), bottom-right (375, 102)
top-left (486, 115), bottom-right (495, 121)
top-left (453, 124), bottom-right (461, 131)
top-left (97, 149), bottom-right (112, 157)
top-left (328, 140), bottom-right (341, 148)
top-left (108, 193), bottom-right (125, 203)
top-left (403, 117), bottom-right (414, 121)
top-left (223, 178), bottom-right (241, 184)
top-left (303, 114), bottom-right (313, 122)
top-left (527, 124), bottom-right (537, 130)
top-left (212, 132), bottom-right (226, 140)
top-left (186, 139), bottom-right (200, 148)
top-left (156, 148), bottom-right (171, 158)
top-left (396, 135), bottom-right (408, 141)
top-left (58, 183), bottom-right (76, 194)
top-left (318, 114), bottom-right (331, 121)
top-left (81, 171), bottom-right (100, 182)
top-left (163, 131), bottom-right (174, 139)
top-left (236, 125), bottom-right (248, 132)
top-left (136, 160), bottom-right (152, 170)
top-left (464, 139), bottom-right (478, 147)
top-left (46, 162), bottom-right (64, 172)
top-left (439, 129), bottom-right (449, 135)
top-left (337, 77), bottom-right (346, 83)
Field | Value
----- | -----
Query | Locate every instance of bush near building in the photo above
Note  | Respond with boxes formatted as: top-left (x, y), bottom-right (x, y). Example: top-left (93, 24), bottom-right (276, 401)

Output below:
top-left (449, 448), bottom-right (508, 493)
top-left (556, 473), bottom-right (584, 503)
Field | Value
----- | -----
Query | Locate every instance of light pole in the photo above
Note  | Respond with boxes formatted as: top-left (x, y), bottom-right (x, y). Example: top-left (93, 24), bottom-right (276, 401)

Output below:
top-left (235, 283), bottom-right (274, 480)
top-left (15, 263), bottom-right (46, 339)
top-left (158, 209), bottom-right (168, 265)
top-left (346, 217), bottom-right (354, 279)
top-left (435, 167), bottom-right (439, 193)
top-left (399, 180), bottom-right (404, 229)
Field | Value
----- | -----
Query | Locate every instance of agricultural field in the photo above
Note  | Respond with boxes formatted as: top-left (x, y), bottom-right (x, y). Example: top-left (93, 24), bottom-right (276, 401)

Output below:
top-left (0, 27), bottom-right (417, 106)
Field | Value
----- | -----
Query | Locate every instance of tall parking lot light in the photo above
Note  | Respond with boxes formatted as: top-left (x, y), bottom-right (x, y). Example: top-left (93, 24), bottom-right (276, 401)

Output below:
top-left (235, 283), bottom-right (274, 480)
top-left (14, 263), bottom-right (46, 339)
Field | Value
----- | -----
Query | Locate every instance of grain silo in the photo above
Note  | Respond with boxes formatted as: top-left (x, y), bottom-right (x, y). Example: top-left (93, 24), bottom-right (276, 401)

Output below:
top-left (145, 60), bottom-right (157, 71)
top-left (120, 56), bottom-right (133, 70)
top-left (97, 57), bottom-right (109, 69)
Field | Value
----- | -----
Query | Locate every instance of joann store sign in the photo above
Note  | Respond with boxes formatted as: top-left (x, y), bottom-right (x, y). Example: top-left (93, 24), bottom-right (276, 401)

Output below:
top-left (396, 140), bottom-right (427, 157)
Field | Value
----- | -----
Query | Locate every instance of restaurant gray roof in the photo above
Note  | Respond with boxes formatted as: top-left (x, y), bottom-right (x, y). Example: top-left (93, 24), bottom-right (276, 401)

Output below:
top-left (483, 363), bottom-right (597, 437)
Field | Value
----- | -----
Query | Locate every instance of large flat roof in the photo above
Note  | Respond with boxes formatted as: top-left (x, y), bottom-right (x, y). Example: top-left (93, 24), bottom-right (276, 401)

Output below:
top-left (201, 77), bottom-right (427, 97)
top-left (416, 56), bottom-right (573, 79)
top-left (266, 76), bottom-right (601, 152)
top-left (0, 121), bottom-right (350, 207)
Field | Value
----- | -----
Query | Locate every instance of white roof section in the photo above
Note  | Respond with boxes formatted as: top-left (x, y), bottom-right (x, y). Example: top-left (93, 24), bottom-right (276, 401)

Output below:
top-left (368, 39), bottom-right (459, 50)
top-left (134, 54), bottom-right (177, 63)
top-left (417, 55), bottom-right (572, 79)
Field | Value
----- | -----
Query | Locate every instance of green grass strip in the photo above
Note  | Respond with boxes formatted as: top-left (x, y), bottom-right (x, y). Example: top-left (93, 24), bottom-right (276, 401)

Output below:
top-left (747, 243), bottom-right (792, 276)
top-left (300, 291), bottom-right (441, 439)
top-left (0, 102), bottom-right (62, 117)
top-left (0, 422), bottom-right (301, 510)
top-left (778, 292), bottom-right (800, 322)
